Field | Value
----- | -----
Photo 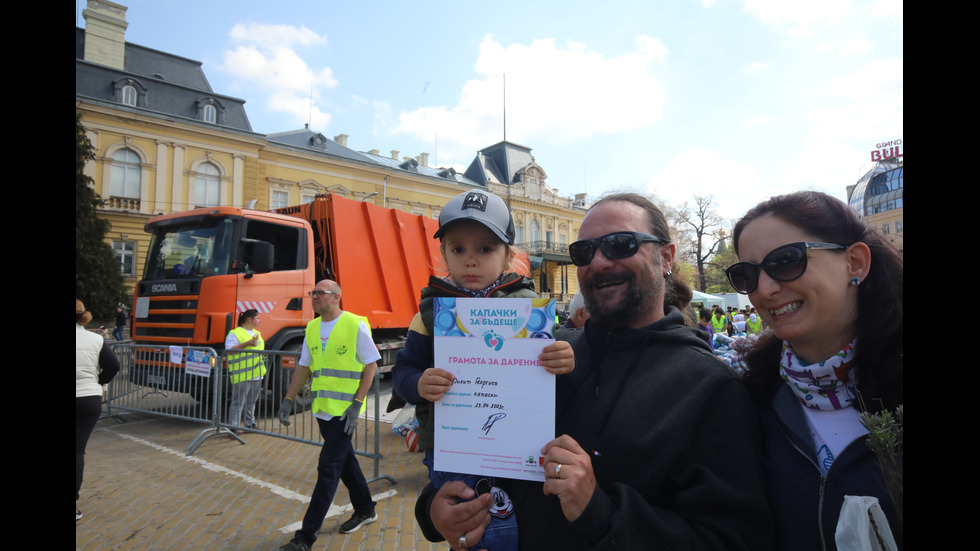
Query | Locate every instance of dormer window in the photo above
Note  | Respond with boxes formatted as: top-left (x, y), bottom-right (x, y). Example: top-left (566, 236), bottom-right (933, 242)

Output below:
top-left (197, 98), bottom-right (224, 125)
top-left (114, 78), bottom-right (146, 107)
top-left (122, 85), bottom-right (137, 106)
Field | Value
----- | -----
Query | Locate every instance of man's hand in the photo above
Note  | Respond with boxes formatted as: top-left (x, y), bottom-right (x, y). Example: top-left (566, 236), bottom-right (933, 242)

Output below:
top-left (277, 398), bottom-right (293, 426)
top-left (430, 481), bottom-right (492, 551)
top-left (342, 400), bottom-right (363, 435)
top-left (541, 434), bottom-right (597, 522)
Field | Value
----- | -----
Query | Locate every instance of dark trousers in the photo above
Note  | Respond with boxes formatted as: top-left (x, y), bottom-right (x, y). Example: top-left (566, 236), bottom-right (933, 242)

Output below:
top-left (76, 395), bottom-right (102, 501)
top-left (295, 416), bottom-right (375, 544)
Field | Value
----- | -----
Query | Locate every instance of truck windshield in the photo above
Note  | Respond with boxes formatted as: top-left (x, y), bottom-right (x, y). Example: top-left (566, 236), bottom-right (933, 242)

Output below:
top-left (144, 218), bottom-right (236, 279)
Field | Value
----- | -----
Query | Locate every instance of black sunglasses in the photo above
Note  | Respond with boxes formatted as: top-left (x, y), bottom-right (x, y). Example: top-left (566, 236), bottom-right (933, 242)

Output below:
top-left (568, 232), bottom-right (668, 267)
top-left (725, 241), bottom-right (847, 294)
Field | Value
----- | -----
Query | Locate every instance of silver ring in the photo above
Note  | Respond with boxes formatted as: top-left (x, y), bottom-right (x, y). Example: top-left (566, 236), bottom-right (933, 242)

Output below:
top-left (555, 463), bottom-right (563, 478)
top-left (458, 535), bottom-right (468, 551)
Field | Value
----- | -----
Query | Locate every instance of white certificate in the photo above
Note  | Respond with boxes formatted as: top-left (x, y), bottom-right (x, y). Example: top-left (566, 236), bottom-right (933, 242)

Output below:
top-left (433, 297), bottom-right (557, 482)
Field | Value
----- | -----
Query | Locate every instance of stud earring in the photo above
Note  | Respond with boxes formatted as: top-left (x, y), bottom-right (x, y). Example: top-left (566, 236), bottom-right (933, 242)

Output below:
top-left (850, 277), bottom-right (860, 286)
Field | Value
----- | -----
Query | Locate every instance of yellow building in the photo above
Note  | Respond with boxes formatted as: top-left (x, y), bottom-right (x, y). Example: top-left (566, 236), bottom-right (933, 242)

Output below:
top-left (76, 0), bottom-right (585, 309)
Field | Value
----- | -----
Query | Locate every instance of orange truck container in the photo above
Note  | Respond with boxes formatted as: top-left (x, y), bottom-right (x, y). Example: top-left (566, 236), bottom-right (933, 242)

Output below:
top-left (130, 192), bottom-right (446, 403)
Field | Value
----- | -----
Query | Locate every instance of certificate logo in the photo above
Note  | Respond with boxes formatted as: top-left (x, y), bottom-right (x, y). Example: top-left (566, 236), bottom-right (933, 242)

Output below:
top-left (484, 330), bottom-right (505, 351)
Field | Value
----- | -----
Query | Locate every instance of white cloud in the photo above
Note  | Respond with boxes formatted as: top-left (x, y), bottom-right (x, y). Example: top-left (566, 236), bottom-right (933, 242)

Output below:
top-left (870, 0), bottom-right (903, 19)
top-left (218, 23), bottom-right (337, 130)
top-left (647, 148), bottom-right (768, 220)
top-left (781, 140), bottom-right (865, 202)
top-left (740, 115), bottom-right (771, 126)
top-left (229, 22), bottom-right (327, 49)
top-left (744, 62), bottom-right (768, 73)
top-left (387, 34), bottom-right (669, 163)
top-left (836, 34), bottom-right (871, 56)
top-left (805, 57), bottom-right (903, 142)
top-left (742, 0), bottom-right (853, 26)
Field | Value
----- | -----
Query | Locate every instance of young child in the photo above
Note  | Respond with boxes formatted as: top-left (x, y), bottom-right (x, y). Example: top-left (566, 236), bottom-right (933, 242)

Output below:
top-left (392, 189), bottom-right (574, 551)
top-left (697, 307), bottom-right (714, 348)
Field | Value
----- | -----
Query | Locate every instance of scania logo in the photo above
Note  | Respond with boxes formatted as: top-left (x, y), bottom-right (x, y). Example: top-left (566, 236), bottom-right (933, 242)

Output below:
top-left (151, 283), bottom-right (178, 293)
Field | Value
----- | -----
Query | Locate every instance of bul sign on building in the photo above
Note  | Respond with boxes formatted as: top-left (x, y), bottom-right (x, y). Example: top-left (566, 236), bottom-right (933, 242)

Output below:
top-left (871, 139), bottom-right (903, 162)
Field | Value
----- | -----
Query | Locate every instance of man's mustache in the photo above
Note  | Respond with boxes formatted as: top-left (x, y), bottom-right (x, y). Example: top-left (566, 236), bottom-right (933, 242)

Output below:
top-left (584, 272), bottom-right (634, 291)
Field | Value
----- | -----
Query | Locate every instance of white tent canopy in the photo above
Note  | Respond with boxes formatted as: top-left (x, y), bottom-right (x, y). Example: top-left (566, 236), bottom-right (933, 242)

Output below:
top-left (690, 290), bottom-right (726, 310)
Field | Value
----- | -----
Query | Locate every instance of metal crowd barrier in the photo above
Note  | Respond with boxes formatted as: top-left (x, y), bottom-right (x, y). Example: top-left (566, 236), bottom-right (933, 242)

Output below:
top-left (106, 343), bottom-right (395, 485)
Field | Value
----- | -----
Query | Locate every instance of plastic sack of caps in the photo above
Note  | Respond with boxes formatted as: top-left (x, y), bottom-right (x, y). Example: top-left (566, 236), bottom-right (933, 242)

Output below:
top-left (391, 404), bottom-right (416, 436)
top-left (711, 333), bottom-right (760, 376)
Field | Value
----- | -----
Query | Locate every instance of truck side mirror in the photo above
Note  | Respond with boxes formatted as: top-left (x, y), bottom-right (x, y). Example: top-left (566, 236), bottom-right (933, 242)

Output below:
top-left (251, 242), bottom-right (274, 274)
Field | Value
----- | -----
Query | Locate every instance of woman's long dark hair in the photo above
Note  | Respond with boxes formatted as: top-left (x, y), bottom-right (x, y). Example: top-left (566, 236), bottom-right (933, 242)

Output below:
top-left (733, 191), bottom-right (903, 413)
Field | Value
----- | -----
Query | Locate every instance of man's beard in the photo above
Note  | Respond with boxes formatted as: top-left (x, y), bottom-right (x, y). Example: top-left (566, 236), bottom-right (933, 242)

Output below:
top-left (582, 272), bottom-right (649, 327)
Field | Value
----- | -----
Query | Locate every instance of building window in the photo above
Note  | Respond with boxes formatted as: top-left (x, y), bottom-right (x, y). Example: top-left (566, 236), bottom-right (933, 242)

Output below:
top-left (515, 225), bottom-right (525, 245)
top-left (203, 104), bottom-right (217, 124)
top-left (530, 219), bottom-right (540, 243)
top-left (896, 220), bottom-right (903, 233)
top-left (122, 85), bottom-right (137, 106)
top-left (113, 240), bottom-right (136, 277)
top-left (881, 223), bottom-right (890, 235)
top-left (271, 190), bottom-right (289, 209)
top-left (195, 162), bottom-right (221, 207)
top-left (110, 149), bottom-right (142, 199)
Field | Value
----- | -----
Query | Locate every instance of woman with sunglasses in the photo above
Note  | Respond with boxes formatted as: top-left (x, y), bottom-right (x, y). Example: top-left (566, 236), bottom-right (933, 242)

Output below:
top-left (727, 191), bottom-right (902, 551)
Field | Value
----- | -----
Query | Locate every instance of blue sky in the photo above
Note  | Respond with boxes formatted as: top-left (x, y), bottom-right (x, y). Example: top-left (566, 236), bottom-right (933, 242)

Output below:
top-left (78, 0), bottom-right (903, 220)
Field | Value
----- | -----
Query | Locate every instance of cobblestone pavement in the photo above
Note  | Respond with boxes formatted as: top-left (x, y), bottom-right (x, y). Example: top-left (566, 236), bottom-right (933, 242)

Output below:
top-left (76, 409), bottom-right (444, 551)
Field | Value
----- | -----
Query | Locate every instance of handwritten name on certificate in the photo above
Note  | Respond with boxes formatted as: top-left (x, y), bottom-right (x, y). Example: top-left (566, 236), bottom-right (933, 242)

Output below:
top-left (433, 297), bottom-right (557, 482)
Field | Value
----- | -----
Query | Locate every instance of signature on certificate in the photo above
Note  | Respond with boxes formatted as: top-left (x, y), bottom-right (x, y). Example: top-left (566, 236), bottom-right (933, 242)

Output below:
top-left (482, 412), bottom-right (507, 435)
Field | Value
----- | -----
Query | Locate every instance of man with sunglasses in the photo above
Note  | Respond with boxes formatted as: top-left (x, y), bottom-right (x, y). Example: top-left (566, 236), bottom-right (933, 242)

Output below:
top-left (276, 279), bottom-right (381, 551)
top-left (417, 193), bottom-right (772, 551)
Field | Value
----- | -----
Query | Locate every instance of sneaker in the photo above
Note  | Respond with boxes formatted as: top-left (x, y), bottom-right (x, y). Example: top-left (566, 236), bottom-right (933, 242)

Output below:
top-left (76, 508), bottom-right (83, 521)
top-left (339, 511), bottom-right (377, 534)
top-left (276, 540), bottom-right (310, 551)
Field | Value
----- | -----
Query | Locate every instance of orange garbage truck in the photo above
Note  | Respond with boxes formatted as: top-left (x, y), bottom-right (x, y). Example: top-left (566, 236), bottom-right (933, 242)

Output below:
top-left (129, 192), bottom-right (445, 406)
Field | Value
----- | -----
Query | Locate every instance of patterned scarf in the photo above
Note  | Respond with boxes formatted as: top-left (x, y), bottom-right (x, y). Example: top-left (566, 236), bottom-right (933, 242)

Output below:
top-left (779, 339), bottom-right (858, 410)
top-left (446, 273), bottom-right (509, 298)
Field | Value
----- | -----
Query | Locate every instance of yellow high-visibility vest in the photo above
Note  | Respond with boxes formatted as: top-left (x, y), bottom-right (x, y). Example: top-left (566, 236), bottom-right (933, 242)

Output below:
top-left (305, 312), bottom-right (370, 417)
top-left (711, 313), bottom-right (727, 333)
top-left (227, 327), bottom-right (266, 384)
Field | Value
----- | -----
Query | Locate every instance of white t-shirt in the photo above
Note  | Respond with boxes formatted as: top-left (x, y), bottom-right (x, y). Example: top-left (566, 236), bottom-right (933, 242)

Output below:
top-left (802, 405), bottom-right (868, 474)
top-left (299, 314), bottom-right (381, 421)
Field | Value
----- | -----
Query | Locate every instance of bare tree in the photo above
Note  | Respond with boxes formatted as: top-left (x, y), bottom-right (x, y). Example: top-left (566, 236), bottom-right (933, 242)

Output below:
top-left (674, 195), bottom-right (729, 292)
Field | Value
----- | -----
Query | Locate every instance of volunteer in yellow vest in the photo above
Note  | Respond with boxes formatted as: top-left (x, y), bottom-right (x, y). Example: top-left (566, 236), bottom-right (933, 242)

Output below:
top-left (746, 308), bottom-right (763, 335)
top-left (710, 308), bottom-right (728, 334)
top-left (225, 309), bottom-right (266, 433)
top-left (276, 280), bottom-right (381, 551)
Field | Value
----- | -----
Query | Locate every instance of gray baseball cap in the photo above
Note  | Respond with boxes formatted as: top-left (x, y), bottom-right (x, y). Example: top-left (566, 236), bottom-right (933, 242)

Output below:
top-left (434, 190), bottom-right (516, 244)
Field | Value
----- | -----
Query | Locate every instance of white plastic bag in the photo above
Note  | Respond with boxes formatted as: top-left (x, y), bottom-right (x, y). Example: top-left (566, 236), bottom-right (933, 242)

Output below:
top-left (835, 495), bottom-right (898, 551)
top-left (391, 404), bottom-right (416, 436)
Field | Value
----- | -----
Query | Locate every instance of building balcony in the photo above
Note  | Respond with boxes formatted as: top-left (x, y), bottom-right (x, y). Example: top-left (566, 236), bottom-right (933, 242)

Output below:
top-left (520, 240), bottom-right (569, 257)
top-left (105, 196), bottom-right (142, 211)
